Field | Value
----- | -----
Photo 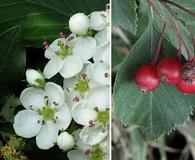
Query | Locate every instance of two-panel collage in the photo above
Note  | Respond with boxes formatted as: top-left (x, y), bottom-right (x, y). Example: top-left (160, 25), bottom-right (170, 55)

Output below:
top-left (1, 0), bottom-right (195, 160)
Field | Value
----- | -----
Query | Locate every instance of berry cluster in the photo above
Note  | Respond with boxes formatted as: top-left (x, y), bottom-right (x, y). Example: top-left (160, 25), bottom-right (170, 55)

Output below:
top-left (135, 57), bottom-right (195, 94)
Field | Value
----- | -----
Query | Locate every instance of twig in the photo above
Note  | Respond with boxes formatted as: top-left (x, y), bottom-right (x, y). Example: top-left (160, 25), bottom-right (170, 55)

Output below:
top-left (165, 0), bottom-right (195, 17)
top-left (150, 142), bottom-right (181, 153)
top-left (151, 23), bottom-right (166, 66)
top-left (175, 21), bottom-right (193, 60)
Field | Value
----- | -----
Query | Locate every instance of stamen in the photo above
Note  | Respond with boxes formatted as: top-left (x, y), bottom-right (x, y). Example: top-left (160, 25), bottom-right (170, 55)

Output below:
top-left (43, 41), bottom-right (49, 49)
top-left (85, 149), bottom-right (91, 155)
top-left (104, 73), bottom-right (109, 78)
top-left (81, 73), bottom-right (87, 80)
top-left (55, 51), bottom-right (60, 55)
top-left (37, 120), bottom-right (41, 124)
top-left (89, 120), bottom-right (95, 128)
top-left (29, 105), bottom-right (33, 110)
top-left (59, 32), bottom-right (65, 38)
top-left (95, 107), bottom-right (99, 112)
top-left (67, 35), bottom-right (75, 41)
top-left (73, 96), bottom-right (80, 102)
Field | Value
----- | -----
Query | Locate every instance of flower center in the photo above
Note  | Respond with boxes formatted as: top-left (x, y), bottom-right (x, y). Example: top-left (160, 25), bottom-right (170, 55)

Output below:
top-left (39, 106), bottom-right (56, 121)
top-left (96, 110), bottom-right (109, 126)
top-left (57, 40), bottom-right (72, 59)
top-left (91, 145), bottom-right (105, 160)
top-left (74, 79), bottom-right (89, 97)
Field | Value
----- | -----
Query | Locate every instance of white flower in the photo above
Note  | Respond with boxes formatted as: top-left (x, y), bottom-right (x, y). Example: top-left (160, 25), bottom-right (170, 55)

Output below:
top-left (26, 69), bottom-right (45, 88)
top-left (57, 131), bottom-right (75, 151)
top-left (71, 86), bottom-right (110, 126)
top-left (68, 127), bottom-right (109, 160)
top-left (87, 62), bottom-right (110, 86)
top-left (71, 101), bottom-right (98, 126)
top-left (69, 13), bottom-right (89, 36)
top-left (94, 27), bottom-right (110, 46)
top-left (89, 11), bottom-right (109, 31)
top-left (63, 62), bottom-right (100, 108)
top-left (72, 36), bottom-right (96, 62)
top-left (43, 35), bottom-right (83, 79)
top-left (72, 129), bottom-right (91, 151)
top-left (43, 35), bottom-right (96, 79)
top-left (80, 124), bottom-right (108, 146)
top-left (68, 150), bottom-right (90, 160)
top-left (85, 86), bottom-right (110, 112)
top-left (13, 82), bottom-right (72, 150)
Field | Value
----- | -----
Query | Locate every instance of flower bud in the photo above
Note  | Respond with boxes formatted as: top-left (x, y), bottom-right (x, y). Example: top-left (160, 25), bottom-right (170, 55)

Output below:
top-left (69, 13), bottom-right (89, 36)
top-left (89, 11), bottom-right (109, 31)
top-left (26, 69), bottom-right (45, 88)
top-left (57, 132), bottom-right (75, 151)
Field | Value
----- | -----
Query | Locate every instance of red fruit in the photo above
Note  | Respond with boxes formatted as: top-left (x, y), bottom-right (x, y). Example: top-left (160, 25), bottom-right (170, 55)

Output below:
top-left (156, 57), bottom-right (181, 85)
top-left (177, 79), bottom-right (195, 94)
top-left (135, 64), bottom-right (160, 93)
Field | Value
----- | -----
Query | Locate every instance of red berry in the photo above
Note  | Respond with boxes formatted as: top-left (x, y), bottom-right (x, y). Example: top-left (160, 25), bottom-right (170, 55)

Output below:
top-left (177, 79), bottom-right (195, 94)
top-left (135, 64), bottom-right (160, 93)
top-left (156, 57), bottom-right (181, 85)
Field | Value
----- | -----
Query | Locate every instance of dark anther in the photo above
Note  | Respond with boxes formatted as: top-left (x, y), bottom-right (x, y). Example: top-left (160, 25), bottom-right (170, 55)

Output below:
top-left (104, 73), bottom-right (109, 78)
top-left (82, 73), bottom-right (87, 80)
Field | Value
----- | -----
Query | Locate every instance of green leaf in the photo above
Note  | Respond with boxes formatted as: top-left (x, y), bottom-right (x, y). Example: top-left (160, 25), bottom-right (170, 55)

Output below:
top-left (0, 26), bottom-right (26, 108)
top-left (140, 0), bottom-right (194, 60)
top-left (112, 0), bottom-right (138, 35)
top-left (113, 21), bottom-right (195, 140)
top-left (0, 0), bottom-right (108, 47)
top-left (112, 35), bottom-right (129, 69)
top-left (0, 95), bottom-right (20, 123)
top-left (0, 123), bottom-right (15, 139)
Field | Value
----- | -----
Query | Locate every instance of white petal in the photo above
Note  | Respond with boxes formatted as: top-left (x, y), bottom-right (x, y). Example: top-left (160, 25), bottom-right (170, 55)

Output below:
top-left (72, 37), bottom-right (96, 61)
top-left (72, 129), bottom-right (90, 151)
top-left (63, 77), bottom-right (77, 89)
top-left (13, 110), bottom-right (42, 138)
top-left (43, 56), bottom-right (64, 79)
top-left (44, 82), bottom-right (65, 107)
top-left (80, 124), bottom-right (108, 146)
top-left (26, 69), bottom-right (45, 87)
top-left (45, 38), bottom-right (66, 59)
top-left (89, 11), bottom-right (108, 31)
top-left (36, 122), bottom-right (58, 150)
top-left (64, 90), bottom-right (81, 108)
top-left (86, 86), bottom-right (110, 111)
top-left (60, 55), bottom-right (83, 78)
top-left (57, 132), bottom-right (75, 150)
top-left (20, 87), bottom-right (45, 110)
top-left (94, 27), bottom-right (110, 46)
top-left (65, 33), bottom-right (77, 47)
top-left (99, 137), bottom-right (109, 153)
top-left (67, 150), bottom-right (89, 160)
top-left (93, 43), bottom-right (110, 65)
top-left (55, 104), bottom-right (72, 130)
top-left (88, 62), bottom-right (110, 86)
top-left (72, 101), bottom-right (97, 126)
top-left (69, 13), bottom-right (89, 36)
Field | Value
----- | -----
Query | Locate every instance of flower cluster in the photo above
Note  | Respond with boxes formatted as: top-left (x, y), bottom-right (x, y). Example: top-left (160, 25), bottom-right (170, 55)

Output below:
top-left (13, 7), bottom-right (110, 160)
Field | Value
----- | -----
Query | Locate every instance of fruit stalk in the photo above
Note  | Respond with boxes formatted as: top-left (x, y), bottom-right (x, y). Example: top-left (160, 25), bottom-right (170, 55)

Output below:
top-left (151, 23), bottom-right (166, 66)
top-left (175, 22), bottom-right (193, 61)
top-left (164, 0), bottom-right (195, 17)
